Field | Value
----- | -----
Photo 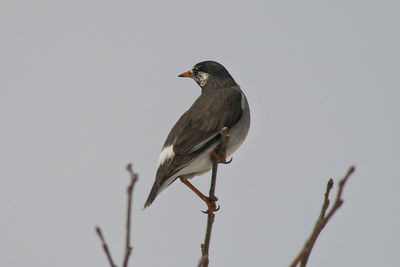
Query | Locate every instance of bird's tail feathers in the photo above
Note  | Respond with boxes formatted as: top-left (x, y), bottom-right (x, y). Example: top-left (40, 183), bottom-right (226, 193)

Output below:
top-left (143, 182), bottom-right (160, 209)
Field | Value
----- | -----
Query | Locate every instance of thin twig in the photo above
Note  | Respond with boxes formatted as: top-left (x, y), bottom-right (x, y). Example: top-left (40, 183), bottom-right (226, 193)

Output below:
top-left (199, 160), bottom-right (217, 267)
top-left (199, 127), bottom-right (230, 267)
top-left (95, 163), bottom-right (138, 267)
top-left (95, 226), bottom-right (117, 267)
top-left (289, 166), bottom-right (356, 267)
top-left (198, 255), bottom-right (209, 267)
top-left (123, 163), bottom-right (138, 267)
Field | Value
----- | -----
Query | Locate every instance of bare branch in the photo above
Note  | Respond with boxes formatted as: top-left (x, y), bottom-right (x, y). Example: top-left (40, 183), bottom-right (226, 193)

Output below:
top-left (198, 255), bottom-right (209, 267)
top-left (95, 226), bottom-right (117, 267)
top-left (199, 127), bottom-right (230, 267)
top-left (289, 166), bottom-right (356, 267)
top-left (95, 163), bottom-right (138, 267)
top-left (123, 163), bottom-right (138, 267)
top-left (199, 160), bottom-right (217, 267)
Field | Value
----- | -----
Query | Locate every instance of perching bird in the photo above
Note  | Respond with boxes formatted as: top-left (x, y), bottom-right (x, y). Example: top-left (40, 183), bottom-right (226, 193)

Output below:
top-left (144, 61), bottom-right (250, 209)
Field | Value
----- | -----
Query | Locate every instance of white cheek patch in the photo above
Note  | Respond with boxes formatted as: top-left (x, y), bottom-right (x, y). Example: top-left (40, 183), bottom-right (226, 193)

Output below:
top-left (158, 145), bottom-right (175, 167)
top-left (196, 71), bottom-right (210, 87)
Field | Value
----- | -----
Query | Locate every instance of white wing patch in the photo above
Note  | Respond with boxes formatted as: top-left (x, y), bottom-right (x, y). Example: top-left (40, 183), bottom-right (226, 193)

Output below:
top-left (158, 145), bottom-right (175, 167)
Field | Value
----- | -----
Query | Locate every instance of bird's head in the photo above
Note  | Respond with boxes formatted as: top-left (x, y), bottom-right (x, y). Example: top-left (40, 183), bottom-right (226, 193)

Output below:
top-left (178, 61), bottom-right (235, 88)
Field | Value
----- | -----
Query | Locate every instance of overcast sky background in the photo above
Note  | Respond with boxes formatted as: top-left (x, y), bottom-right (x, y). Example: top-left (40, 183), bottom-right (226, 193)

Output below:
top-left (1, 1), bottom-right (399, 266)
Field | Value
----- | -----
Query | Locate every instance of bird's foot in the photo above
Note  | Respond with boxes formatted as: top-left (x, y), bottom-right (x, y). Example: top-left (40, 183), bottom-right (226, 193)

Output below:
top-left (201, 195), bottom-right (220, 214)
top-left (202, 201), bottom-right (220, 214)
top-left (179, 177), bottom-right (220, 213)
top-left (210, 127), bottom-right (232, 164)
top-left (209, 195), bottom-right (219, 202)
top-left (210, 150), bottom-right (232, 164)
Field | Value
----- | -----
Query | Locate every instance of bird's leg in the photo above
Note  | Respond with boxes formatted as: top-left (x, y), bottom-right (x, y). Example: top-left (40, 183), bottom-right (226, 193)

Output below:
top-left (179, 177), bottom-right (219, 211)
top-left (210, 150), bottom-right (232, 164)
top-left (210, 127), bottom-right (232, 164)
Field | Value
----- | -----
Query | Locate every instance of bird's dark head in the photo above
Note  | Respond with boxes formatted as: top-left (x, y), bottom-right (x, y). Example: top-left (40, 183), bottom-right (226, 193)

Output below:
top-left (178, 61), bottom-right (236, 88)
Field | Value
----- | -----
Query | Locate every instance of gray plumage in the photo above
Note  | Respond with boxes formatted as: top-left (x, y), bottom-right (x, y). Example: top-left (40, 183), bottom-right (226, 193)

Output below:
top-left (144, 61), bottom-right (250, 208)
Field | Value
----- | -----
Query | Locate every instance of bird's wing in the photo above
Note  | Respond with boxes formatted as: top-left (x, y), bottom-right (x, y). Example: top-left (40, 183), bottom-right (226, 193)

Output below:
top-left (157, 88), bottom-right (243, 179)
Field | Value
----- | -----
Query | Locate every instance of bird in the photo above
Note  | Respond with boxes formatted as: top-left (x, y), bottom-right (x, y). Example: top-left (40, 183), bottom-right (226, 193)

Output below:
top-left (144, 60), bottom-right (250, 210)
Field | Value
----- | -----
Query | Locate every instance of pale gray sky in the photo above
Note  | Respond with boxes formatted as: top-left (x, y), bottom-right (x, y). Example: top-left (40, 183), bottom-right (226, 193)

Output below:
top-left (1, 1), bottom-right (399, 266)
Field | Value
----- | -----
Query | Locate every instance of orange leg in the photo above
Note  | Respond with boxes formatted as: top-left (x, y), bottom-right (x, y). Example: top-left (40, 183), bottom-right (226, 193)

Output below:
top-left (179, 177), bottom-right (218, 212)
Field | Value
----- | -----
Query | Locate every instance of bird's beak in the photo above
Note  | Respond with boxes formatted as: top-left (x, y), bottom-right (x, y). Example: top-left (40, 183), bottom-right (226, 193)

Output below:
top-left (178, 70), bottom-right (193, 78)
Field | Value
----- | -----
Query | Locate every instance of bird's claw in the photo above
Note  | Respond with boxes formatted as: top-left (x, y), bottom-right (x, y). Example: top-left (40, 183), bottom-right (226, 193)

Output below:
top-left (210, 151), bottom-right (233, 164)
top-left (202, 204), bottom-right (220, 214)
top-left (201, 198), bottom-right (220, 213)
top-left (222, 157), bottom-right (233, 164)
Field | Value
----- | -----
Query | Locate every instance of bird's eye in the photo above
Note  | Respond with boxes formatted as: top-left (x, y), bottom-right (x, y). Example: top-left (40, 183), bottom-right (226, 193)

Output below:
top-left (193, 68), bottom-right (199, 76)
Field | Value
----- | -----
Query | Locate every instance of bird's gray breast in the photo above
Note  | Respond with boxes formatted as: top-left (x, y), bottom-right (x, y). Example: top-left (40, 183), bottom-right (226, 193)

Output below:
top-left (226, 92), bottom-right (250, 156)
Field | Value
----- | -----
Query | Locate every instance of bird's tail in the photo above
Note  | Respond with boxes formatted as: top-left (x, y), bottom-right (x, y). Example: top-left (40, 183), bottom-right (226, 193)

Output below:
top-left (143, 182), bottom-right (160, 209)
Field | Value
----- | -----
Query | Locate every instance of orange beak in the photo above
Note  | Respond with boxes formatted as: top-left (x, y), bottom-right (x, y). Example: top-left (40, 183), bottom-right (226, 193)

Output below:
top-left (178, 70), bottom-right (193, 78)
